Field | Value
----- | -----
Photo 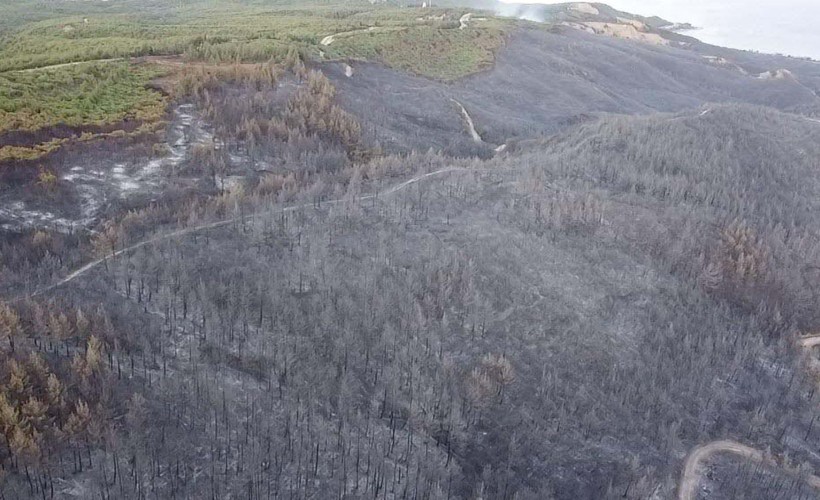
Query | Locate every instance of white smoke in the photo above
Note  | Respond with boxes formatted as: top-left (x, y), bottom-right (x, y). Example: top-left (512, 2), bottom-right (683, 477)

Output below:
top-left (493, 2), bottom-right (547, 23)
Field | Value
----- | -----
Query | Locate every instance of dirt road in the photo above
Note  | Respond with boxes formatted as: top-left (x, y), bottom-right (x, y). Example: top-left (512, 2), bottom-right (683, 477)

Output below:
top-left (678, 335), bottom-right (820, 499)
top-left (678, 441), bottom-right (765, 500)
top-left (798, 335), bottom-right (820, 348)
top-left (451, 99), bottom-right (483, 143)
top-left (21, 167), bottom-right (468, 299)
top-left (5, 58), bottom-right (126, 73)
top-left (321, 27), bottom-right (379, 46)
top-left (451, 99), bottom-right (507, 152)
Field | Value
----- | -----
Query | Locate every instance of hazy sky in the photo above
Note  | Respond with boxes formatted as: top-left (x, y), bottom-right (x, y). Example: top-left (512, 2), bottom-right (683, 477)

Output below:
top-left (500, 0), bottom-right (820, 59)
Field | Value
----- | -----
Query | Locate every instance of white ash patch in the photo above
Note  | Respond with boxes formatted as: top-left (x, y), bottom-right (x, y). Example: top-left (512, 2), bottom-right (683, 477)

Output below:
top-left (0, 201), bottom-right (75, 232)
top-left (2, 103), bottom-right (219, 232)
top-left (217, 175), bottom-right (246, 193)
top-left (757, 69), bottom-right (795, 80)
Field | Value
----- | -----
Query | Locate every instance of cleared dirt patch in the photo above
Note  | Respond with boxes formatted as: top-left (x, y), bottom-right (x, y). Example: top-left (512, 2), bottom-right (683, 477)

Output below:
top-left (569, 3), bottom-right (599, 15)
top-left (320, 26), bottom-right (404, 46)
top-left (580, 22), bottom-right (669, 46)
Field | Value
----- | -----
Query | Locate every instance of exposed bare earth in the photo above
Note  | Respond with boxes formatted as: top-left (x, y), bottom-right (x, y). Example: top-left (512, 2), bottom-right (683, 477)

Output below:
top-left (459, 13), bottom-right (471, 30)
top-left (569, 3), bottom-right (599, 15)
top-left (581, 22), bottom-right (669, 46)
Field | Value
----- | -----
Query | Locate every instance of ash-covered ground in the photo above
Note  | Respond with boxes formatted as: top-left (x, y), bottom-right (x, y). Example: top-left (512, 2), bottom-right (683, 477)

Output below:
top-left (3, 13), bottom-right (820, 500)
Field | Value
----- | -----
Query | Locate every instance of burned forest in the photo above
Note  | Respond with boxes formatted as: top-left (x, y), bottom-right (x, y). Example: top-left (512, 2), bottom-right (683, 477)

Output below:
top-left (3, 1), bottom-right (820, 499)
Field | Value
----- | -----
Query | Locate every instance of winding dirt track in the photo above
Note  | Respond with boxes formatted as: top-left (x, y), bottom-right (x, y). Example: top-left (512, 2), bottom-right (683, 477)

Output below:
top-left (6, 58), bottom-right (126, 73)
top-left (22, 167), bottom-right (466, 300)
top-left (320, 26), bottom-right (384, 47)
top-left (678, 335), bottom-right (820, 499)
top-left (451, 99), bottom-right (507, 153)
top-left (451, 99), bottom-right (483, 144)
top-left (798, 336), bottom-right (820, 349)
top-left (16, 102), bottom-right (820, 496)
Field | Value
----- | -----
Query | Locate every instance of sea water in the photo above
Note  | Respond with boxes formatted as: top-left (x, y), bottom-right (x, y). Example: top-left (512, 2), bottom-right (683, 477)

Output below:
top-left (502, 0), bottom-right (820, 60)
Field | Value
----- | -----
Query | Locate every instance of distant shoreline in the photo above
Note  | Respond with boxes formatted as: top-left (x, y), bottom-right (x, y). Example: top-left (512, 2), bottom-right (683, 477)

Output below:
top-left (670, 24), bottom-right (819, 62)
top-left (664, 22), bottom-right (697, 32)
top-left (498, 1), bottom-right (820, 62)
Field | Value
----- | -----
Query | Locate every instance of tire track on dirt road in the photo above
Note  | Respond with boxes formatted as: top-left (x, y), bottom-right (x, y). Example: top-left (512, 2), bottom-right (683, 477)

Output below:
top-left (678, 335), bottom-right (820, 499)
top-left (3, 58), bottom-right (126, 73)
top-left (16, 167), bottom-right (470, 301)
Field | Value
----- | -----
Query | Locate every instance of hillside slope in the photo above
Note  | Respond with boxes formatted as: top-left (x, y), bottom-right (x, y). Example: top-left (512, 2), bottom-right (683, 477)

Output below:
top-left (328, 25), bottom-right (820, 153)
top-left (3, 3), bottom-right (820, 500)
